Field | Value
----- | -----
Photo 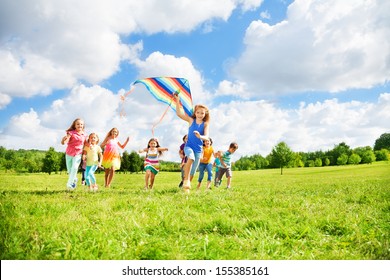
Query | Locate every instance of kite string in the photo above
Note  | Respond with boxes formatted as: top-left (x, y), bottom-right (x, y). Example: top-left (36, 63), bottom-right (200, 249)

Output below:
top-left (151, 95), bottom-right (175, 137)
top-left (119, 86), bottom-right (135, 117)
top-left (120, 85), bottom-right (176, 137)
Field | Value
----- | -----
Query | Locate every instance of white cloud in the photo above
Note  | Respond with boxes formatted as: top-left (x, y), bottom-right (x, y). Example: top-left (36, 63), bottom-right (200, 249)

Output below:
top-left (209, 93), bottom-right (390, 158)
top-left (0, 92), bottom-right (11, 109)
top-left (216, 80), bottom-right (250, 98)
top-left (0, 0), bottom-right (263, 106)
top-left (231, 0), bottom-right (390, 95)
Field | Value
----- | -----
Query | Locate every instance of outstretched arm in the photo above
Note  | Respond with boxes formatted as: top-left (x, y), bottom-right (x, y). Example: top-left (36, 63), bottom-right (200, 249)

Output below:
top-left (174, 94), bottom-right (192, 123)
top-left (118, 137), bottom-right (130, 149)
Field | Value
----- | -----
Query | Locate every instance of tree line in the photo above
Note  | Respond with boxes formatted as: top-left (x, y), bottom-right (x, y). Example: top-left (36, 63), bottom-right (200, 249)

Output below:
top-left (234, 133), bottom-right (390, 174)
top-left (0, 133), bottom-right (389, 174)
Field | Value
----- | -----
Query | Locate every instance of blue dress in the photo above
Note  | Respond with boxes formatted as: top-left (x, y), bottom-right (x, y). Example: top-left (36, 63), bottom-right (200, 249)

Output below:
top-left (185, 120), bottom-right (204, 153)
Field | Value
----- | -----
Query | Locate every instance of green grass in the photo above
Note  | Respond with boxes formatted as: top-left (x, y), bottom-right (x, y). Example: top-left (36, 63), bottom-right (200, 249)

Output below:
top-left (0, 162), bottom-right (389, 260)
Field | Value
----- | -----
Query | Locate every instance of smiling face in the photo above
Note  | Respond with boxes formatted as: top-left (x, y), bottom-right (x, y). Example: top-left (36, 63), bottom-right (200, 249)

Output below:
top-left (111, 129), bottom-right (118, 137)
top-left (88, 133), bottom-right (99, 145)
top-left (74, 119), bottom-right (84, 132)
top-left (148, 138), bottom-right (159, 149)
top-left (195, 108), bottom-right (206, 121)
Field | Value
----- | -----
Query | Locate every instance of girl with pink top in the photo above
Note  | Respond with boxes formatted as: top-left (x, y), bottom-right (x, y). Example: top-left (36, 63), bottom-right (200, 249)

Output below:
top-left (61, 118), bottom-right (87, 190)
top-left (100, 128), bottom-right (129, 188)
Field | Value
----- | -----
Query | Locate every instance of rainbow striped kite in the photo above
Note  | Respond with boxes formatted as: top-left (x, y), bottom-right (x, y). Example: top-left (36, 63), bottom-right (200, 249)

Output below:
top-left (133, 77), bottom-right (194, 116)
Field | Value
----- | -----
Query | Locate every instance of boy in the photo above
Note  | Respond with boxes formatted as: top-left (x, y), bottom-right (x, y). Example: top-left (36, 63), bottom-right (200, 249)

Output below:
top-left (215, 142), bottom-right (238, 189)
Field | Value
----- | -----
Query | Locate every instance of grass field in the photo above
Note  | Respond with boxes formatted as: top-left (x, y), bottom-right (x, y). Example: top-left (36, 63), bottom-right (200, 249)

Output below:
top-left (0, 162), bottom-right (389, 260)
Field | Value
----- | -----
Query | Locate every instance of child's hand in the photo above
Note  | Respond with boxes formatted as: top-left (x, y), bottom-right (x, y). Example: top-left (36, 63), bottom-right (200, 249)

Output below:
top-left (193, 130), bottom-right (200, 138)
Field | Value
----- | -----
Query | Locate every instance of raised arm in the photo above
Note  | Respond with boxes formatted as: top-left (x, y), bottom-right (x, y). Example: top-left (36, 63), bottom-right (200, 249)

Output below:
top-left (61, 132), bottom-right (71, 145)
top-left (118, 136), bottom-right (130, 149)
top-left (174, 94), bottom-right (192, 123)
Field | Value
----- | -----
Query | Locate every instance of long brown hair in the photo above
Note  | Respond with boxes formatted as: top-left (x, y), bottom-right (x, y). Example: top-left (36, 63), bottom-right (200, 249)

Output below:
top-left (147, 138), bottom-right (164, 156)
top-left (66, 118), bottom-right (85, 132)
top-left (191, 104), bottom-right (210, 123)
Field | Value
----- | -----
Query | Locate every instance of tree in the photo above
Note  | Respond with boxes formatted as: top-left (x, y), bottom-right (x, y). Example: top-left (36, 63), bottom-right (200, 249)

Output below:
top-left (375, 149), bottom-right (390, 161)
top-left (354, 146), bottom-right (375, 164)
top-left (337, 154), bottom-right (348, 165)
top-left (374, 133), bottom-right (390, 151)
top-left (330, 142), bottom-right (351, 165)
top-left (348, 153), bottom-right (361, 165)
top-left (42, 147), bottom-right (60, 174)
top-left (270, 142), bottom-right (294, 175)
top-left (324, 158), bottom-right (330, 166)
top-left (128, 151), bottom-right (143, 173)
top-left (314, 158), bottom-right (322, 167)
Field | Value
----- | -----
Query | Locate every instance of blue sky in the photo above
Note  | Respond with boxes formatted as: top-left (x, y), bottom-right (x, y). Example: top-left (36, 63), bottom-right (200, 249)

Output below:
top-left (0, 0), bottom-right (389, 162)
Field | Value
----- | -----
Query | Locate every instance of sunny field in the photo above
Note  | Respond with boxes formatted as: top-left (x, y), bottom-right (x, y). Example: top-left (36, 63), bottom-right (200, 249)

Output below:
top-left (0, 162), bottom-right (389, 260)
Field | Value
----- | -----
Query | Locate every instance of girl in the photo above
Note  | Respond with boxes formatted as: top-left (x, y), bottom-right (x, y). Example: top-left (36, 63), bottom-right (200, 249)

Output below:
top-left (139, 138), bottom-right (168, 190)
top-left (61, 118), bottom-right (87, 190)
top-left (82, 133), bottom-right (102, 191)
top-left (196, 138), bottom-right (215, 190)
top-left (174, 94), bottom-right (210, 193)
top-left (100, 128), bottom-right (129, 188)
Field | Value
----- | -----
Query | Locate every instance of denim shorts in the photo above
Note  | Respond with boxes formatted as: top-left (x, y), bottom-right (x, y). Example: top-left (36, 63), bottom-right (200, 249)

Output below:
top-left (184, 146), bottom-right (202, 176)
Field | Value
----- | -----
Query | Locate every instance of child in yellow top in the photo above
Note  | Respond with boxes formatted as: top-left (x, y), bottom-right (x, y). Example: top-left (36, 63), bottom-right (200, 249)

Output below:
top-left (83, 133), bottom-right (102, 191)
top-left (196, 138), bottom-right (215, 190)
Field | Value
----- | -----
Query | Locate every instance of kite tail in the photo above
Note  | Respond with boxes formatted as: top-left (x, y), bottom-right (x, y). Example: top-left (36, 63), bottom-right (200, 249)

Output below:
top-left (151, 95), bottom-right (175, 137)
top-left (120, 85), bottom-right (135, 117)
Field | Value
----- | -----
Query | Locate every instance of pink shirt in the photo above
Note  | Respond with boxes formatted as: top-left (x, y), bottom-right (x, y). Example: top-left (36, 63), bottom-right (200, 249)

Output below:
top-left (65, 130), bottom-right (86, 157)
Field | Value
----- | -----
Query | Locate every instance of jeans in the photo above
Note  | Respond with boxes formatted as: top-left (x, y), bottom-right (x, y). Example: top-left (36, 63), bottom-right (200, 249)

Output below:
top-left (198, 163), bottom-right (213, 182)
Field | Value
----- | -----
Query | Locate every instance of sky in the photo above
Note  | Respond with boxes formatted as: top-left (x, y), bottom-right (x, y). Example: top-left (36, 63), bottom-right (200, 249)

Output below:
top-left (0, 0), bottom-right (389, 162)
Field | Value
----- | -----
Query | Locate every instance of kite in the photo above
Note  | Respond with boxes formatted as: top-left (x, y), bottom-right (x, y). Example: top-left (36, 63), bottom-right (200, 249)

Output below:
top-left (120, 77), bottom-right (194, 136)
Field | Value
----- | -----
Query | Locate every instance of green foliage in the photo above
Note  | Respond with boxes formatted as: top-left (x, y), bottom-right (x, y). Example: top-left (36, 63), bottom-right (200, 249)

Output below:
top-left (270, 142), bottom-right (294, 175)
top-left (374, 133), bottom-right (390, 151)
top-left (348, 154), bottom-right (361, 165)
top-left (337, 154), bottom-right (349, 165)
top-left (314, 158), bottom-right (322, 167)
top-left (0, 162), bottom-right (389, 260)
top-left (324, 158), bottom-right (330, 166)
top-left (234, 154), bottom-right (268, 170)
top-left (375, 149), bottom-right (390, 161)
top-left (42, 147), bottom-right (61, 174)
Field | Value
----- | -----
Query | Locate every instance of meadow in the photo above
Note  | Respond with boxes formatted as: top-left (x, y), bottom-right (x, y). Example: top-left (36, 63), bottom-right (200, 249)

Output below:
top-left (0, 162), bottom-right (389, 260)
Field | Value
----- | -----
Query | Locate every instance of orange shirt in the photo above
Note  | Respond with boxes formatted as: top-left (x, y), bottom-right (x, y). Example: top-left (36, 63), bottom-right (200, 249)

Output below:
top-left (200, 146), bottom-right (214, 164)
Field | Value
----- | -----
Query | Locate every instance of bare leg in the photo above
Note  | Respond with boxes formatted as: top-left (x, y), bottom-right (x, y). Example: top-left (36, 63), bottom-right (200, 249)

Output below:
top-left (106, 167), bottom-right (115, 187)
top-left (182, 159), bottom-right (193, 192)
top-left (144, 170), bottom-right (150, 189)
top-left (226, 177), bottom-right (231, 189)
top-left (104, 169), bottom-right (109, 187)
top-left (149, 173), bottom-right (155, 189)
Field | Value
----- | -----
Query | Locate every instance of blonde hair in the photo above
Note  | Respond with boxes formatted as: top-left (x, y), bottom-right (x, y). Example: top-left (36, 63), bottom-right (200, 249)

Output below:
top-left (105, 127), bottom-right (119, 138)
top-left (87, 133), bottom-right (99, 144)
top-left (191, 104), bottom-right (210, 123)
